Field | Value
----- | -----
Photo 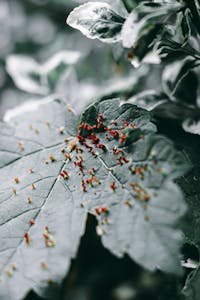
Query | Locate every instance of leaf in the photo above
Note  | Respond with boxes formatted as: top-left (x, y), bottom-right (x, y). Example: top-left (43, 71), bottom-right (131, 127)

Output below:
top-left (0, 98), bottom-right (189, 299)
top-left (67, 2), bottom-right (125, 43)
top-left (183, 118), bottom-right (200, 135)
top-left (121, 2), bottom-right (182, 65)
top-left (0, 98), bottom-right (87, 300)
top-left (73, 0), bottom-right (128, 17)
top-left (6, 51), bottom-right (82, 95)
top-left (127, 90), bottom-right (168, 111)
top-left (183, 266), bottom-right (200, 300)
top-left (121, 1), bottom-right (182, 49)
top-left (162, 58), bottom-right (199, 105)
top-left (177, 165), bottom-right (200, 247)
top-left (77, 99), bottom-right (189, 275)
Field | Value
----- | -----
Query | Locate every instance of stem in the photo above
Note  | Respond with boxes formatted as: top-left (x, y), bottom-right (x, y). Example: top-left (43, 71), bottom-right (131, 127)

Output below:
top-left (121, 0), bottom-right (132, 13)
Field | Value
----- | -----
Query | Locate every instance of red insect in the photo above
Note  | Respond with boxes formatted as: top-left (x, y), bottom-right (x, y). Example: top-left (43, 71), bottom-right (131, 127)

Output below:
top-left (60, 170), bottom-right (69, 180)
top-left (24, 233), bottom-right (30, 245)
top-left (110, 182), bottom-right (116, 192)
top-left (29, 219), bottom-right (35, 225)
top-left (119, 134), bottom-right (127, 144)
top-left (112, 146), bottom-right (122, 155)
top-left (96, 144), bottom-right (106, 151)
top-left (95, 207), bottom-right (108, 215)
top-left (123, 120), bottom-right (129, 127)
top-left (82, 180), bottom-right (87, 192)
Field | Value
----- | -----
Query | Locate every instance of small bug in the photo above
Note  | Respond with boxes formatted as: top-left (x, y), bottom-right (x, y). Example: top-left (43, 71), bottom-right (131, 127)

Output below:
top-left (124, 201), bottom-right (132, 207)
top-left (14, 178), bottom-right (20, 184)
top-left (60, 170), bottom-right (69, 180)
top-left (41, 262), bottom-right (48, 270)
top-left (45, 240), bottom-right (56, 247)
top-left (29, 219), bottom-right (35, 225)
top-left (123, 120), bottom-right (129, 127)
top-left (110, 182), bottom-right (116, 192)
top-left (18, 141), bottom-right (24, 151)
top-left (143, 204), bottom-right (147, 210)
top-left (65, 153), bottom-right (72, 160)
top-left (24, 233), bottom-right (30, 245)
top-left (119, 134), bottom-right (127, 144)
top-left (81, 180), bottom-right (87, 192)
top-left (5, 270), bottom-right (12, 277)
top-left (69, 140), bottom-right (76, 151)
top-left (112, 120), bottom-right (118, 126)
top-left (49, 155), bottom-right (55, 162)
top-left (59, 127), bottom-right (64, 134)
top-left (27, 197), bottom-right (32, 203)
top-left (11, 264), bottom-right (17, 271)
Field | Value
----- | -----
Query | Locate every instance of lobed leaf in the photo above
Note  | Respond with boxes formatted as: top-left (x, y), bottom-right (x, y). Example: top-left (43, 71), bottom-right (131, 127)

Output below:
top-left (0, 97), bottom-right (189, 299)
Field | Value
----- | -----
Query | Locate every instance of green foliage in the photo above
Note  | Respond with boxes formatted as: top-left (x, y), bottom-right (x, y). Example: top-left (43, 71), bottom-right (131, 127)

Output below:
top-left (1, 0), bottom-right (200, 299)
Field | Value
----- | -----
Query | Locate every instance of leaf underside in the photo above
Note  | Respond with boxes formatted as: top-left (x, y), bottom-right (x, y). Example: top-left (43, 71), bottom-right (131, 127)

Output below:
top-left (0, 98), bottom-right (188, 300)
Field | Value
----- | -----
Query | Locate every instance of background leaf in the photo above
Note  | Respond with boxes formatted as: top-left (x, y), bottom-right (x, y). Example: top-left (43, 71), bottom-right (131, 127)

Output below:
top-left (67, 2), bottom-right (125, 43)
top-left (6, 51), bottom-right (82, 95)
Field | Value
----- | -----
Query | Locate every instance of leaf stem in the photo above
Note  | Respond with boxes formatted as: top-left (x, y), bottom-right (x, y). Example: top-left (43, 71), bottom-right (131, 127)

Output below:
top-left (121, 0), bottom-right (132, 13)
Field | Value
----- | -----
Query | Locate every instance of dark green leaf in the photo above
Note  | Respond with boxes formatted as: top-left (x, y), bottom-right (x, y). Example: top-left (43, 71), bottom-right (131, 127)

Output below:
top-left (183, 266), bottom-right (200, 300)
top-left (162, 58), bottom-right (199, 105)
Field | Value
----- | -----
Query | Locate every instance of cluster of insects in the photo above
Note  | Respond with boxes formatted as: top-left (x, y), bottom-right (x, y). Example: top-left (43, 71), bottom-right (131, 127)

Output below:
top-left (56, 113), bottom-right (154, 223)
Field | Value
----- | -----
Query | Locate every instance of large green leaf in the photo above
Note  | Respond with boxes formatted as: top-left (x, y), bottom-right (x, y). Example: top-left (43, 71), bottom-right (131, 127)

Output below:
top-left (0, 98), bottom-right (189, 299)
top-left (67, 2), bottom-right (125, 43)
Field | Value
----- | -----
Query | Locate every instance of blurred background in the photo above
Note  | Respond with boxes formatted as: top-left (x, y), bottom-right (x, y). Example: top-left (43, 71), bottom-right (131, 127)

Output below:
top-left (0, 0), bottom-right (162, 121)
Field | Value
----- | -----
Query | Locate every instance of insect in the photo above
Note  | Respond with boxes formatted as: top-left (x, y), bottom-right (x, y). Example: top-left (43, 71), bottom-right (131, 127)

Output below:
top-left (24, 233), bottom-right (30, 245)
top-left (27, 197), bottom-right (32, 203)
top-left (49, 155), bottom-right (55, 162)
top-left (29, 219), bottom-right (35, 225)
top-left (110, 182), bottom-right (116, 192)
top-left (14, 178), bottom-right (20, 184)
